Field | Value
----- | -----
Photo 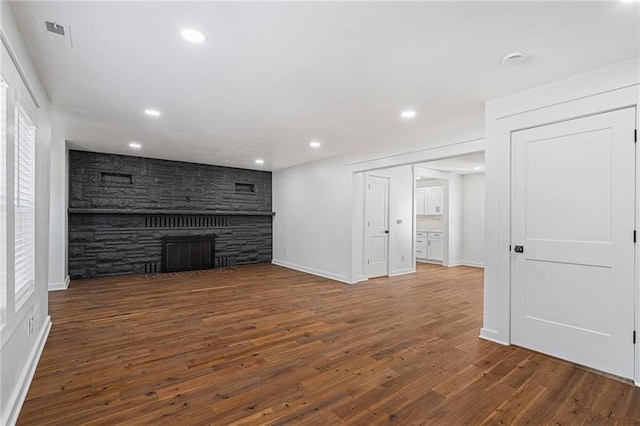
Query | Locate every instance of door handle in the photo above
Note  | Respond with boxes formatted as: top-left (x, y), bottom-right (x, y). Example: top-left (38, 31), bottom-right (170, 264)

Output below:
top-left (384, 230), bottom-right (389, 234)
top-left (514, 245), bottom-right (524, 253)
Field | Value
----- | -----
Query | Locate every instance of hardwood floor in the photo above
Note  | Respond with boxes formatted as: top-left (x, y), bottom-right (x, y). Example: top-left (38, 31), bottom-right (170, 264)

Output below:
top-left (18, 263), bottom-right (640, 425)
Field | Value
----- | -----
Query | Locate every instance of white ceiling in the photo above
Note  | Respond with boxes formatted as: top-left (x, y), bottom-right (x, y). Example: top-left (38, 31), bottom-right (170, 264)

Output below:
top-left (9, 1), bottom-right (639, 171)
top-left (416, 152), bottom-right (485, 175)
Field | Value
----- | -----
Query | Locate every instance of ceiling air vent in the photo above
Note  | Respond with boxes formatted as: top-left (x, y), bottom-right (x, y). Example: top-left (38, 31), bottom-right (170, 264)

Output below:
top-left (45, 21), bottom-right (65, 36)
top-left (36, 15), bottom-right (73, 48)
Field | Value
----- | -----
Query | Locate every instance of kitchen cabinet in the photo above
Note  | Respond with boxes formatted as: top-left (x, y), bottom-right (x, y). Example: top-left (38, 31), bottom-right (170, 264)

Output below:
top-left (416, 187), bottom-right (443, 215)
top-left (416, 231), bottom-right (444, 262)
top-left (416, 231), bottom-right (427, 260)
top-left (427, 232), bottom-right (444, 261)
top-left (425, 188), bottom-right (443, 215)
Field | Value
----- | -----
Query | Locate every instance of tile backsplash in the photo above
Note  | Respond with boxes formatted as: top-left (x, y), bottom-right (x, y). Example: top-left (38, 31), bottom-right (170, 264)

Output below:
top-left (416, 215), bottom-right (444, 231)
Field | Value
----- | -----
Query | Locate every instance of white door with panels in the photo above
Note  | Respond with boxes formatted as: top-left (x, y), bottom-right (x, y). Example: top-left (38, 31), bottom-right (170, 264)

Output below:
top-left (511, 107), bottom-right (636, 379)
top-left (366, 175), bottom-right (390, 278)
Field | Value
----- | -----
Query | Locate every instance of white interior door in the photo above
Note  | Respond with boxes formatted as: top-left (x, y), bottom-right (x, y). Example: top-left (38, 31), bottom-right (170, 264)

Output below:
top-left (511, 107), bottom-right (636, 378)
top-left (366, 175), bottom-right (389, 278)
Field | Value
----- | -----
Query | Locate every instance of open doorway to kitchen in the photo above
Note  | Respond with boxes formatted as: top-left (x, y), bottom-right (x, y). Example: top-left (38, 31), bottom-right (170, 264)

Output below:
top-left (414, 152), bottom-right (485, 269)
top-left (351, 150), bottom-right (485, 283)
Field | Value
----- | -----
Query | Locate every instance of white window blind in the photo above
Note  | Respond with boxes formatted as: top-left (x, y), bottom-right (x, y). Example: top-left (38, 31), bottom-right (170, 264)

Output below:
top-left (0, 80), bottom-right (6, 318)
top-left (14, 102), bottom-right (35, 300)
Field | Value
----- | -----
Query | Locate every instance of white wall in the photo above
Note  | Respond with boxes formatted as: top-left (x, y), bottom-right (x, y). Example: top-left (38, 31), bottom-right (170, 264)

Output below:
top-left (272, 155), bottom-right (354, 283)
top-left (481, 58), bottom-right (640, 352)
top-left (48, 110), bottom-right (68, 290)
top-left (0, 2), bottom-right (52, 424)
top-left (461, 173), bottom-right (485, 267)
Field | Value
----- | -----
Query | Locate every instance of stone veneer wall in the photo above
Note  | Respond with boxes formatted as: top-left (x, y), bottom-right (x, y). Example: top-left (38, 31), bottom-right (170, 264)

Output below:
top-left (68, 150), bottom-right (273, 278)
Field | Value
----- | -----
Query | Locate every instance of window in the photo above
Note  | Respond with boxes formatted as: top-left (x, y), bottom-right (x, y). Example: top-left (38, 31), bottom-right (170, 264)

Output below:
top-left (13, 102), bottom-right (36, 302)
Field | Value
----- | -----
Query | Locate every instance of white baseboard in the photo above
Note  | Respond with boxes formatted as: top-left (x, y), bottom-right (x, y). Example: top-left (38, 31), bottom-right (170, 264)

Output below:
top-left (446, 261), bottom-right (484, 268)
top-left (48, 275), bottom-right (70, 291)
top-left (4, 316), bottom-right (52, 426)
top-left (479, 327), bottom-right (508, 345)
top-left (389, 268), bottom-right (415, 277)
top-left (271, 260), bottom-right (354, 284)
top-left (417, 259), bottom-right (443, 265)
top-left (461, 261), bottom-right (484, 268)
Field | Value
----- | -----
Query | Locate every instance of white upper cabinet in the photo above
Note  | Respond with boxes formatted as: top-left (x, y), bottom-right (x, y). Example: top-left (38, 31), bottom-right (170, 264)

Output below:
top-left (425, 188), bottom-right (443, 215)
top-left (416, 187), bottom-right (443, 215)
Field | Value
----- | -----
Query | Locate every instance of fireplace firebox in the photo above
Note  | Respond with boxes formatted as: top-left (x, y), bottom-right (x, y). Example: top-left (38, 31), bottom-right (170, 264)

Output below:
top-left (161, 235), bottom-right (216, 273)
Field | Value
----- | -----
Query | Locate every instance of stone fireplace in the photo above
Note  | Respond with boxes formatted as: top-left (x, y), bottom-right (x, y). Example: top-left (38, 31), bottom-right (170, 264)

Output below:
top-left (68, 150), bottom-right (273, 279)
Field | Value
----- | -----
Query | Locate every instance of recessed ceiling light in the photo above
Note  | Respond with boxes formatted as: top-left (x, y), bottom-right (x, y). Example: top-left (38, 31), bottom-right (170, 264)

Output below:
top-left (181, 28), bottom-right (207, 43)
top-left (401, 110), bottom-right (416, 119)
top-left (416, 176), bottom-right (421, 180)
top-left (309, 141), bottom-right (321, 148)
top-left (129, 142), bottom-right (142, 149)
top-left (502, 52), bottom-right (527, 66)
top-left (255, 159), bottom-right (265, 165)
top-left (473, 166), bottom-right (483, 170)
top-left (144, 109), bottom-right (161, 117)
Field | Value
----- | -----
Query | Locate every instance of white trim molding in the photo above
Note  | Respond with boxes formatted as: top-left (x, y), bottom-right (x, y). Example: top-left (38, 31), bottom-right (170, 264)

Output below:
top-left (479, 327), bottom-right (508, 346)
top-left (272, 260), bottom-right (354, 284)
top-left (0, 30), bottom-right (41, 108)
top-left (444, 260), bottom-right (484, 268)
top-left (389, 268), bottom-right (415, 277)
top-left (4, 316), bottom-right (51, 426)
top-left (48, 275), bottom-right (69, 291)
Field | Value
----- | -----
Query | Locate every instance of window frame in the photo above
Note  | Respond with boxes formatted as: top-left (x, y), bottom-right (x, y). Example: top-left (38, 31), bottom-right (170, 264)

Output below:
top-left (0, 79), bottom-right (7, 322)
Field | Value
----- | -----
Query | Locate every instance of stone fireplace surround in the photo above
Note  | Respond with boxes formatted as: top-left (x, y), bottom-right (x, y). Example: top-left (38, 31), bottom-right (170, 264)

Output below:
top-left (68, 150), bottom-right (273, 279)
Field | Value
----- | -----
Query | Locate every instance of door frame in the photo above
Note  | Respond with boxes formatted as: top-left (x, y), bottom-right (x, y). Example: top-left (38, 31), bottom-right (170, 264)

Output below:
top-left (483, 72), bottom-right (640, 383)
top-left (364, 173), bottom-right (390, 278)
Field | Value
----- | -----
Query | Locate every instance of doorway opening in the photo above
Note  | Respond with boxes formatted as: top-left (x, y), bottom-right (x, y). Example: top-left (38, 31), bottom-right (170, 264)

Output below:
top-left (352, 151), bottom-right (485, 282)
top-left (414, 152), bottom-right (485, 269)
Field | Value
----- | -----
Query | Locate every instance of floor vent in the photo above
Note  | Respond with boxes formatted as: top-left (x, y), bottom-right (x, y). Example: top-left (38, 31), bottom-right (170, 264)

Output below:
top-left (214, 257), bottom-right (230, 268)
top-left (144, 262), bottom-right (160, 273)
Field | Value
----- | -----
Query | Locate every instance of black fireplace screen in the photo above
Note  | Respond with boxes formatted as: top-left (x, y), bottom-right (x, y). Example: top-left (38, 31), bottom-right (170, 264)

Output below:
top-left (161, 235), bottom-right (216, 273)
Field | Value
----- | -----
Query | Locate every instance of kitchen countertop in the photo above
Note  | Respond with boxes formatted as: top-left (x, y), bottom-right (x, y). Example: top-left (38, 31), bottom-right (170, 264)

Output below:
top-left (416, 229), bottom-right (444, 233)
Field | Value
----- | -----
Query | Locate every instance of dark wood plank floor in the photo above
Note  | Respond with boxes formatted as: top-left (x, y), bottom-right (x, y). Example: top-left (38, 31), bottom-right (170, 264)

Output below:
top-left (18, 263), bottom-right (640, 425)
